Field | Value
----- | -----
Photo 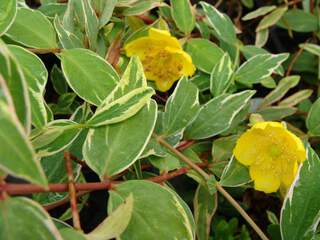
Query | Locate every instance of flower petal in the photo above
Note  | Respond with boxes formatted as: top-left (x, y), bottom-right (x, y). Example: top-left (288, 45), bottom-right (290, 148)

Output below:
top-left (148, 28), bottom-right (182, 50)
top-left (250, 163), bottom-right (281, 193)
top-left (124, 37), bottom-right (160, 57)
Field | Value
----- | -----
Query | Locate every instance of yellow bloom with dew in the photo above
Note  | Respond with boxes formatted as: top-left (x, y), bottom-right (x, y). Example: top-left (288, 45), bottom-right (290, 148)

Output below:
top-left (233, 121), bottom-right (306, 194)
top-left (124, 28), bottom-right (196, 92)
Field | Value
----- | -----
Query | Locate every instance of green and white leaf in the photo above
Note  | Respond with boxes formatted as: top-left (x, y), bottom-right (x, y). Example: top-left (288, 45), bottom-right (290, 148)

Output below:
top-left (61, 48), bottom-right (119, 106)
top-left (210, 52), bottom-right (233, 97)
top-left (163, 77), bottom-right (200, 136)
top-left (87, 194), bottom-right (134, 240)
top-left (242, 5), bottom-right (276, 21)
top-left (200, 1), bottom-right (237, 45)
top-left (186, 38), bottom-right (224, 73)
top-left (280, 147), bottom-right (320, 240)
top-left (9, 45), bottom-right (48, 129)
top-left (6, 8), bottom-right (57, 48)
top-left (306, 97), bottom-right (320, 136)
top-left (0, 0), bottom-right (17, 36)
top-left (220, 157), bottom-right (251, 187)
top-left (170, 0), bottom-right (195, 34)
top-left (0, 101), bottom-right (47, 186)
top-left (300, 43), bottom-right (320, 57)
top-left (234, 53), bottom-right (289, 85)
top-left (83, 101), bottom-right (157, 178)
top-left (32, 120), bottom-right (81, 158)
top-left (108, 180), bottom-right (195, 240)
top-left (278, 89), bottom-right (313, 107)
top-left (185, 90), bottom-right (255, 139)
top-left (256, 6), bottom-right (287, 32)
top-left (0, 197), bottom-right (62, 240)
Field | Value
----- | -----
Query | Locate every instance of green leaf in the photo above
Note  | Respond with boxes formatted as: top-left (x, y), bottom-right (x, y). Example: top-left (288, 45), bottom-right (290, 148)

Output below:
top-left (83, 101), bottom-right (157, 178)
top-left (6, 8), bottom-right (57, 48)
top-left (210, 52), bottom-right (233, 97)
top-left (194, 185), bottom-right (217, 240)
top-left (0, 101), bottom-right (47, 186)
top-left (306, 97), bottom-right (320, 136)
top-left (277, 9), bottom-right (318, 32)
top-left (190, 72), bottom-right (210, 92)
top-left (220, 157), bottom-right (251, 187)
top-left (235, 53), bottom-right (289, 85)
top-left (38, 3), bottom-right (67, 18)
top-left (170, 0), bottom-right (195, 34)
top-left (257, 106), bottom-right (296, 121)
top-left (0, 0), bottom-right (17, 36)
top-left (59, 228), bottom-right (86, 240)
top-left (186, 38), bottom-right (224, 73)
top-left (50, 65), bottom-right (68, 95)
top-left (32, 120), bottom-right (81, 157)
top-left (123, 0), bottom-right (164, 16)
top-left (87, 87), bottom-right (154, 127)
top-left (200, 1), bottom-right (237, 45)
top-left (91, 0), bottom-right (117, 28)
top-left (280, 147), bottom-right (320, 240)
top-left (163, 77), bottom-right (200, 136)
top-left (242, 5), bottom-right (276, 21)
top-left (255, 28), bottom-right (269, 48)
top-left (300, 43), bottom-right (320, 57)
top-left (9, 45), bottom-right (48, 129)
top-left (53, 16), bottom-right (83, 49)
top-left (260, 75), bottom-right (300, 108)
top-left (0, 197), bottom-right (62, 239)
top-left (185, 90), bottom-right (255, 140)
top-left (87, 194), bottom-right (134, 240)
top-left (256, 6), bottom-right (287, 32)
top-left (0, 40), bottom-right (31, 132)
top-left (61, 48), bottom-right (119, 106)
top-left (278, 89), bottom-right (313, 107)
top-left (81, 0), bottom-right (99, 50)
top-left (108, 180), bottom-right (195, 239)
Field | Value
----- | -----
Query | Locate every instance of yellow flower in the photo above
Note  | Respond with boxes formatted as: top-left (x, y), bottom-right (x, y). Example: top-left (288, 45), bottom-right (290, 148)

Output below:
top-left (124, 28), bottom-right (196, 92)
top-left (233, 122), bottom-right (306, 193)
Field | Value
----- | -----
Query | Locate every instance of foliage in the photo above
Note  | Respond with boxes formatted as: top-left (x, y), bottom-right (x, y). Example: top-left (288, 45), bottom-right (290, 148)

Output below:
top-left (0, 0), bottom-right (320, 239)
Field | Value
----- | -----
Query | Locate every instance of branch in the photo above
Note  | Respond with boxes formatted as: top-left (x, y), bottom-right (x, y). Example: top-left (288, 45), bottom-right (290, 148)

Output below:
top-left (64, 152), bottom-right (81, 230)
top-left (26, 48), bottom-right (62, 54)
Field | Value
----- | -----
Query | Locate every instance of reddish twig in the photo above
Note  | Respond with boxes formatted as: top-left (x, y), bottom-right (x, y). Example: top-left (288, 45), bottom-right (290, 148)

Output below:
top-left (137, 14), bottom-right (155, 24)
top-left (64, 152), bottom-right (81, 230)
top-left (106, 32), bottom-right (122, 70)
top-left (286, 39), bottom-right (310, 76)
top-left (0, 176), bottom-right (7, 201)
top-left (176, 140), bottom-right (196, 151)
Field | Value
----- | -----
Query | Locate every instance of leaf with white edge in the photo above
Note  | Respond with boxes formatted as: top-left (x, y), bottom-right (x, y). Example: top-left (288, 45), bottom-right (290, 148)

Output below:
top-left (108, 180), bottom-right (195, 240)
top-left (6, 8), bottom-right (57, 48)
top-left (0, 40), bottom-right (31, 132)
top-left (260, 75), bottom-right (300, 108)
top-left (193, 185), bottom-right (217, 240)
top-left (256, 6), bottom-right (287, 32)
top-left (123, 0), bottom-right (164, 16)
top-left (0, 0), bottom-right (17, 36)
top-left (280, 147), bottom-right (320, 240)
top-left (278, 89), bottom-right (313, 107)
top-left (186, 38), bottom-right (224, 73)
top-left (83, 100), bottom-right (157, 178)
top-left (61, 48), bottom-right (119, 106)
top-left (235, 53), bottom-right (289, 85)
top-left (220, 157), bottom-right (251, 187)
top-left (307, 98), bottom-right (320, 136)
top-left (185, 90), bottom-right (255, 140)
top-left (0, 197), bottom-right (62, 240)
top-left (0, 101), bottom-right (47, 186)
top-left (54, 16), bottom-right (83, 49)
top-left (9, 45), bottom-right (48, 129)
top-left (163, 77), bottom-right (200, 136)
top-left (81, 0), bottom-right (99, 50)
top-left (257, 106), bottom-right (296, 121)
top-left (32, 120), bottom-right (82, 158)
top-left (59, 228), bottom-right (87, 240)
top-left (242, 5), bottom-right (276, 21)
top-left (91, 0), bottom-right (117, 28)
top-left (210, 52), bottom-right (233, 97)
top-left (300, 43), bottom-right (320, 57)
top-left (255, 28), bottom-right (269, 48)
top-left (87, 194), bottom-right (134, 240)
top-left (170, 0), bottom-right (195, 34)
top-left (86, 87), bottom-right (154, 127)
top-left (200, 1), bottom-right (237, 45)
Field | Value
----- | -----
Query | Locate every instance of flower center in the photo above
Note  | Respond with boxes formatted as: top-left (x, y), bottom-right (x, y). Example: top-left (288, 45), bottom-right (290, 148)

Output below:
top-left (269, 144), bottom-right (282, 158)
top-left (141, 49), bottom-right (183, 81)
